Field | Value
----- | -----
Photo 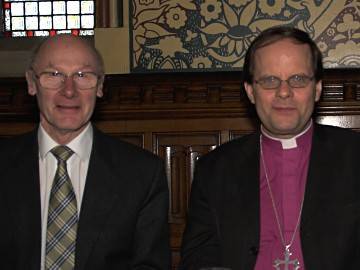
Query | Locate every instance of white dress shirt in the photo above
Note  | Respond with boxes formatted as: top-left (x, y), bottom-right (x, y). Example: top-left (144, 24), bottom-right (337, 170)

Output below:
top-left (38, 123), bottom-right (93, 270)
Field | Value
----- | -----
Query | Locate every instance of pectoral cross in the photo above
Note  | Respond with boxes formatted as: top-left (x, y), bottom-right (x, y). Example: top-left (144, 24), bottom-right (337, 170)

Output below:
top-left (273, 246), bottom-right (300, 270)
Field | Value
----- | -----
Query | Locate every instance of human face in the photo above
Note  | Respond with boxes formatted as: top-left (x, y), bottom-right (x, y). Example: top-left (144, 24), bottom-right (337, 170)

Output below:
top-left (244, 39), bottom-right (322, 139)
top-left (26, 36), bottom-right (104, 144)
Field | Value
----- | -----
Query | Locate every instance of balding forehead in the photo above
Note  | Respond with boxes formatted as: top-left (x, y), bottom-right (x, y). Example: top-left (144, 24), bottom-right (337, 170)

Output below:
top-left (31, 35), bottom-right (104, 73)
top-left (37, 35), bottom-right (91, 56)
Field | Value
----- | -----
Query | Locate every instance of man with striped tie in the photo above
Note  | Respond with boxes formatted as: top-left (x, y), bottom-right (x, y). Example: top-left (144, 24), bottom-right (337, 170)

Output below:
top-left (0, 35), bottom-right (170, 270)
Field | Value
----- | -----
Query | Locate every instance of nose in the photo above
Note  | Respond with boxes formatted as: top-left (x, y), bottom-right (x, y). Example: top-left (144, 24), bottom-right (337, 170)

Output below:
top-left (276, 80), bottom-right (292, 98)
top-left (60, 75), bottom-right (77, 98)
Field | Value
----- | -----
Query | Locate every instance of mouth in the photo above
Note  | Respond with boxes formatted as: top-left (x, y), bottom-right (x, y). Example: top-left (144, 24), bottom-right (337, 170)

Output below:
top-left (56, 105), bottom-right (80, 112)
top-left (273, 106), bottom-right (296, 113)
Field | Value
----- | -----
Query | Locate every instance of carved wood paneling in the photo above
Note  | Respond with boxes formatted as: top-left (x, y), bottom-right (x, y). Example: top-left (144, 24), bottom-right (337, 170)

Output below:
top-left (154, 132), bottom-right (219, 269)
top-left (154, 133), bottom-right (219, 230)
top-left (0, 69), bottom-right (359, 269)
top-left (1, 70), bottom-right (359, 122)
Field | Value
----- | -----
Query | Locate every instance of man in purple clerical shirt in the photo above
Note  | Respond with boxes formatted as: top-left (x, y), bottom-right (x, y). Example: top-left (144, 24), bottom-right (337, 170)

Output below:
top-left (180, 26), bottom-right (360, 270)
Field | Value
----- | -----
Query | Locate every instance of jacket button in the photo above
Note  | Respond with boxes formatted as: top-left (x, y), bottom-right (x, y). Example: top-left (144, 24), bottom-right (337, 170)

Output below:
top-left (249, 246), bottom-right (259, 256)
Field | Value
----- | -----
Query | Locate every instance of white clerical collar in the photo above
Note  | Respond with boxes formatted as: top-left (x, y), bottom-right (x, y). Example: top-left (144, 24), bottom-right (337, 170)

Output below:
top-left (261, 120), bottom-right (313, 150)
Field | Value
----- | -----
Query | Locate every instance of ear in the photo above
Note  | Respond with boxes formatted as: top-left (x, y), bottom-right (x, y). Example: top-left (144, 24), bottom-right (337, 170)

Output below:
top-left (25, 70), bottom-right (37, 96)
top-left (244, 82), bottom-right (255, 104)
top-left (96, 86), bottom-right (103, 98)
top-left (96, 77), bottom-right (104, 98)
top-left (314, 80), bottom-right (322, 102)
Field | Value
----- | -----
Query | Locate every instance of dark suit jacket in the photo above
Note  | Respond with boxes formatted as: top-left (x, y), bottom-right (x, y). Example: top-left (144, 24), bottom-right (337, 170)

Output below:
top-left (180, 124), bottom-right (360, 270)
top-left (0, 127), bottom-right (170, 270)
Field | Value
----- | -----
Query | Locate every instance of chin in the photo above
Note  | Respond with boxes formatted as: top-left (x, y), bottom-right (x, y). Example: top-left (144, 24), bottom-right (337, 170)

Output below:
top-left (272, 124), bottom-right (300, 135)
top-left (54, 121), bottom-right (86, 133)
top-left (55, 117), bottom-right (84, 127)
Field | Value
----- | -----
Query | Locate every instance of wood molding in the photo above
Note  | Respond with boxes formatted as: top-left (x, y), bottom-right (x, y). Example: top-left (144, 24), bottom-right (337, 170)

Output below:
top-left (0, 69), bottom-right (359, 269)
top-left (1, 69), bottom-right (359, 122)
top-left (96, 0), bottom-right (110, 28)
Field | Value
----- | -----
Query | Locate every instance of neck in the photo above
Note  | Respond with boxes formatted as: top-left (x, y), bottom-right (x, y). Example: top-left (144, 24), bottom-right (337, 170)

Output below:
top-left (261, 120), bottom-right (313, 140)
top-left (40, 123), bottom-right (89, 145)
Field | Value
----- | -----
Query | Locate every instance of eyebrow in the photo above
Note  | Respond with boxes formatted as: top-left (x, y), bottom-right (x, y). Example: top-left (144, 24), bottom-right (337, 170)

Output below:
top-left (40, 63), bottom-right (97, 72)
top-left (258, 72), bottom-right (312, 78)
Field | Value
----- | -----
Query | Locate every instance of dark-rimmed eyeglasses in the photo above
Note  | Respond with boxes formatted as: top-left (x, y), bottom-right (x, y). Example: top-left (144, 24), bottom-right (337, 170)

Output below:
top-left (31, 69), bottom-right (101, 90)
top-left (254, 74), bottom-right (314, 90)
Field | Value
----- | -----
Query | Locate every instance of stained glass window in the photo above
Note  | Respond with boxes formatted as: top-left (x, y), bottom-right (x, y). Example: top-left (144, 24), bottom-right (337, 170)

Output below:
top-left (1, 0), bottom-right (95, 37)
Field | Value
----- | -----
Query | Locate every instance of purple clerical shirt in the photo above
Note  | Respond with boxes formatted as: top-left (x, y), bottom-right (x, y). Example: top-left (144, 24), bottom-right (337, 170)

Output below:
top-left (254, 123), bottom-right (313, 270)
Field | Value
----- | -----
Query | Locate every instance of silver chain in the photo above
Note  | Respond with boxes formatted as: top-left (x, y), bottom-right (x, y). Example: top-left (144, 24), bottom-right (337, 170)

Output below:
top-left (260, 134), bottom-right (305, 250)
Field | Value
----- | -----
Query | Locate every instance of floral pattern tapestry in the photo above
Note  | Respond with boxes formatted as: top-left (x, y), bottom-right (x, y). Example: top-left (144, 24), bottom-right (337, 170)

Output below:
top-left (131, 0), bottom-right (360, 72)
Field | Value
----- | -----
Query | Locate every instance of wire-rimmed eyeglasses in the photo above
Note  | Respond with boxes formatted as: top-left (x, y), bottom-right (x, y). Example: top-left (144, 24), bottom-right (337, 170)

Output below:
top-left (31, 69), bottom-right (101, 90)
top-left (254, 74), bottom-right (314, 90)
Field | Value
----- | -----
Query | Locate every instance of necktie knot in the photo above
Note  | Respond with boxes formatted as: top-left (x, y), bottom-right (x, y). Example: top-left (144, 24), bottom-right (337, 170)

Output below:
top-left (51, 145), bottom-right (74, 162)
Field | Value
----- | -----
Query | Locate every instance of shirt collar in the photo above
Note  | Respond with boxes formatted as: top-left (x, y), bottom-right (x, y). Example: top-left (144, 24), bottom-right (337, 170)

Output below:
top-left (261, 120), bottom-right (313, 149)
top-left (38, 123), bottom-right (93, 161)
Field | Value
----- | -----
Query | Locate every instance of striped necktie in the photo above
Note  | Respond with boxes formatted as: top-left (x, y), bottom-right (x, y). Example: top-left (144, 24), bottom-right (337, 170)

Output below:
top-left (46, 145), bottom-right (78, 270)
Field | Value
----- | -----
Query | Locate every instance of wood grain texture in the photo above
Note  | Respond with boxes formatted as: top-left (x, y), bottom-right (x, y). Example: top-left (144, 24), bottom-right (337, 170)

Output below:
top-left (0, 69), bottom-right (359, 268)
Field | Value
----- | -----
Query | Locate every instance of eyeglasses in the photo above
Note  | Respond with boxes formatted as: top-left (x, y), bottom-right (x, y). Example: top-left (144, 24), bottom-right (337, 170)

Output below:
top-left (254, 74), bottom-right (314, 90)
top-left (32, 70), bottom-right (101, 90)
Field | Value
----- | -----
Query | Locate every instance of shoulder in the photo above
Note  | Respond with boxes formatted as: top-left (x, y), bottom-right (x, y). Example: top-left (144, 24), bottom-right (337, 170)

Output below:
top-left (91, 129), bottom-right (167, 195)
top-left (196, 132), bottom-right (258, 167)
top-left (314, 124), bottom-right (360, 144)
top-left (92, 127), bottom-right (162, 164)
top-left (0, 130), bottom-right (37, 156)
top-left (0, 130), bottom-right (37, 174)
top-left (313, 124), bottom-right (360, 160)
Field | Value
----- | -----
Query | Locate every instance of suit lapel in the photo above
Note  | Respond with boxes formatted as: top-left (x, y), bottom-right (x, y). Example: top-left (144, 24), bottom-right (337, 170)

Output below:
top-left (239, 134), bottom-right (261, 268)
top-left (222, 133), bottom-right (260, 223)
top-left (301, 125), bottom-right (333, 232)
top-left (10, 131), bottom-right (42, 269)
top-left (222, 134), bottom-right (260, 268)
top-left (75, 130), bottom-right (123, 270)
top-left (237, 133), bottom-right (260, 228)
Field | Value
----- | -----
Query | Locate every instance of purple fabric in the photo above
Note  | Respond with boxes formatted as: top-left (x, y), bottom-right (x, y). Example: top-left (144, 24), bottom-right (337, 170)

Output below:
top-left (254, 126), bottom-right (313, 270)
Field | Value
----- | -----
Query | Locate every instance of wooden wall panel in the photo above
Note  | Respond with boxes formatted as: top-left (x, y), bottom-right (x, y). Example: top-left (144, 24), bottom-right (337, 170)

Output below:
top-left (107, 132), bottom-right (144, 148)
top-left (0, 69), bottom-right (359, 269)
top-left (155, 133), bottom-right (219, 221)
top-left (154, 132), bottom-right (219, 268)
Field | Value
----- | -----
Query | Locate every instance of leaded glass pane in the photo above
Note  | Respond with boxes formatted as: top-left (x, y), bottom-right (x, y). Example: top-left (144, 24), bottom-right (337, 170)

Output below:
top-left (3, 0), bottom-right (95, 37)
top-left (35, 30), bottom-right (49, 36)
top-left (39, 2), bottom-right (52, 15)
top-left (39, 16), bottom-right (52, 29)
top-left (81, 1), bottom-right (93, 14)
top-left (53, 15), bottom-right (66, 29)
top-left (12, 16), bottom-right (24, 30)
top-left (5, 9), bottom-right (11, 30)
top-left (26, 16), bottom-right (38, 29)
top-left (57, 29), bottom-right (71, 34)
top-left (53, 1), bottom-right (66, 15)
top-left (11, 3), bottom-right (24, 16)
top-left (67, 1), bottom-right (80, 14)
top-left (79, 29), bottom-right (93, 35)
top-left (81, 14), bottom-right (93, 29)
top-left (25, 2), bottom-right (38, 15)
top-left (67, 15), bottom-right (80, 29)
top-left (12, 31), bottom-right (26, 37)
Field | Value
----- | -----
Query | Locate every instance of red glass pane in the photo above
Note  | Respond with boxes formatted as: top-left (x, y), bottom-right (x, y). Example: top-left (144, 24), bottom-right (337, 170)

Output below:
top-left (71, 29), bottom-right (79, 36)
top-left (27, 31), bottom-right (34, 37)
top-left (4, 3), bottom-right (10, 9)
top-left (50, 30), bottom-right (56, 36)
